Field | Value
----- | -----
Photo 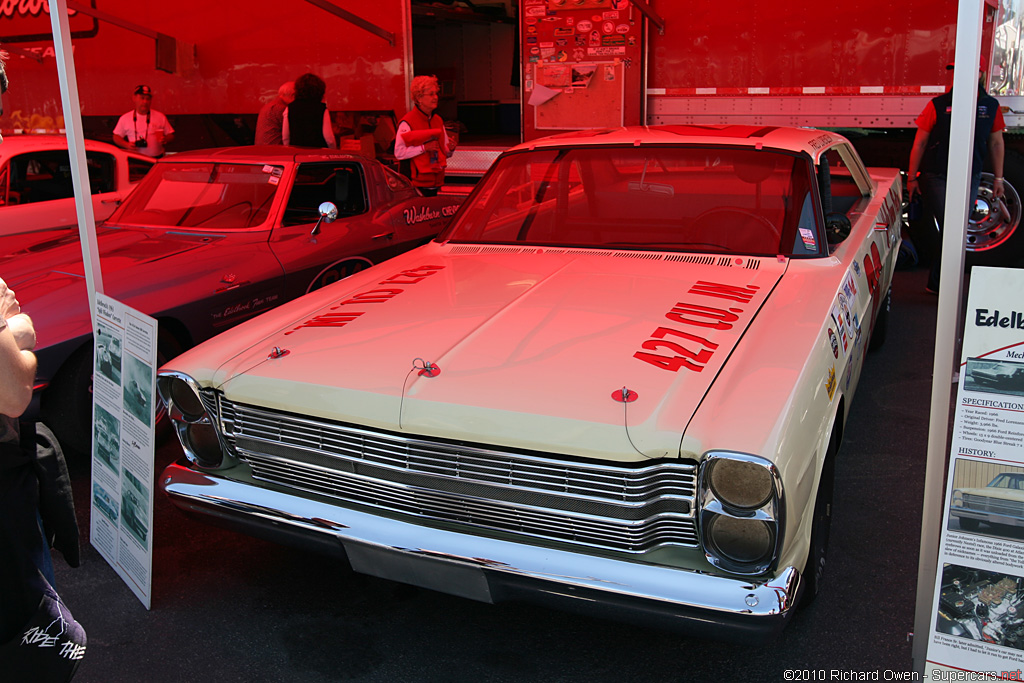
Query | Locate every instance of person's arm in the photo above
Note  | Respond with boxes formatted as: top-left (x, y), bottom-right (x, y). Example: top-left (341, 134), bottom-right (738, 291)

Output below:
top-left (989, 130), bottom-right (1005, 199)
top-left (441, 125), bottom-right (454, 158)
top-left (322, 109), bottom-right (336, 150)
top-left (394, 121), bottom-right (427, 160)
top-left (907, 127), bottom-right (930, 201)
top-left (0, 324), bottom-right (35, 418)
top-left (282, 108), bottom-right (291, 146)
top-left (0, 280), bottom-right (36, 418)
top-left (161, 126), bottom-right (175, 147)
top-left (112, 117), bottom-right (136, 151)
top-left (113, 133), bottom-right (136, 151)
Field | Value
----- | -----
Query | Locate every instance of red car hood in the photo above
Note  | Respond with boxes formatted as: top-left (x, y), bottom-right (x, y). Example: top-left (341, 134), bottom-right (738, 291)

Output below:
top-left (0, 225), bottom-right (236, 350)
top-left (180, 244), bottom-right (787, 461)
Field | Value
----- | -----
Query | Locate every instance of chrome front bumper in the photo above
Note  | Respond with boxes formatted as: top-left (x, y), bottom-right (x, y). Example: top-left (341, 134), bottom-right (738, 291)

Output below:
top-left (161, 462), bottom-right (801, 641)
top-left (951, 506), bottom-right (1024, 527)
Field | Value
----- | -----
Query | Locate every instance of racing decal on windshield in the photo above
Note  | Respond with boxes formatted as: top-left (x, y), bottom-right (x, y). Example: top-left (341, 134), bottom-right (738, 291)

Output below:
top-left (285, 265), bottom-right (445, 335)
top-left (799, 228), bottom-right (816, 250)
top-left (633, 280), bottom-right (758, 372)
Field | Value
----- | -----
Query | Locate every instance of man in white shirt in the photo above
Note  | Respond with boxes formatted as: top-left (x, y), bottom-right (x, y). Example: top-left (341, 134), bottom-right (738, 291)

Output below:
top-left (113, 85), bottom-right (175, 158)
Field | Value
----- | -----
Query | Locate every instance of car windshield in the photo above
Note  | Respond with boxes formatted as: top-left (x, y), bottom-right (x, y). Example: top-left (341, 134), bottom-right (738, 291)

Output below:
top-left (112, 162), bottom-right (282, 229)
top-left (441, 145), bottom-right (822, 256)
top-left (988, 474), bottom-right (1024, 490)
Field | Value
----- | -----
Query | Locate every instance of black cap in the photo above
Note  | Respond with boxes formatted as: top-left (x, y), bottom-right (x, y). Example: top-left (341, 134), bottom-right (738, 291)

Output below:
top-left (134, 84), bottom-right (152, 96)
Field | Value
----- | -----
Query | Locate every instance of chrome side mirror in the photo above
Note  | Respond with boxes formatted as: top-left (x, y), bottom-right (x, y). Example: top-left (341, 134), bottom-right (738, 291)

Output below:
top-left (311, 201), bottom-right (339, 237)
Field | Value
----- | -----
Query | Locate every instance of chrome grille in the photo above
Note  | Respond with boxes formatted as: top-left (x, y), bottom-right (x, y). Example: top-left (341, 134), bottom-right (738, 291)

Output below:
top-left (206, 394), bottom-right (698, 554)
top-left (963, 494), bottom-right (1024, 518)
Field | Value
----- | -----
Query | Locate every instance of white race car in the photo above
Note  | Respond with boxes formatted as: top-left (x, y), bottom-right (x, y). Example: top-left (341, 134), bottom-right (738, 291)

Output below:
top-left (157, 125), bottom-right (900, 640)
top-left (0, 134), bottom-right (153, 237)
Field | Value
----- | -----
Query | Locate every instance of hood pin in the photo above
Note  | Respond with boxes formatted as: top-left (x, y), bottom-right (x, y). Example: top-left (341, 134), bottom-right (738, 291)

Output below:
top-left (268, 346), bottom-right (289, 359)
top-left (413, 358), bottom-right (441, 378)
top-left (612, 387), bottom-right (638, 403)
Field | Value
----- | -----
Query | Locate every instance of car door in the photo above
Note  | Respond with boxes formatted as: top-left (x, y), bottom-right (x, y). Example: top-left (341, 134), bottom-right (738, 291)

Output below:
top-left (818, 143), bottom-right (893, 396)
top-left (269, 160), bottom-right (390, 300)
top-left (0, 148), bottom-right (129, 235)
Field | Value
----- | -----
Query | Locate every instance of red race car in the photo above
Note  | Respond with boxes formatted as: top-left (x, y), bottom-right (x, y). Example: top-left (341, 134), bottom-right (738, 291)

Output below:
top-left (1, 146), bottom-right (463, 453)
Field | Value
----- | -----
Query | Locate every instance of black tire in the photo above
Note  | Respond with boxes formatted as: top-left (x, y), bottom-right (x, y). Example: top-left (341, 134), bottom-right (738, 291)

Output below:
top-left (43, 325), bottom-right (186, 460)
top-left (800, 437), bottom-right (836, 606)
top-left (966, 149), bottom-right (1024, 268)
top-left (868, 286), bottom-right (890, 352)
top-left (958, 517), bottom-right (981, 532)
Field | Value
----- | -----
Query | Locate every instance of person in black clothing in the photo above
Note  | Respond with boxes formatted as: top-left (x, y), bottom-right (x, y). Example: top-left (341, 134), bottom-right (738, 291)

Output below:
top-left (0, 48), bottom-right (86, 681)
top-left (907, 55), bottom-right (1005, 293)
top-left (283, 73), bottom-right (336, 149)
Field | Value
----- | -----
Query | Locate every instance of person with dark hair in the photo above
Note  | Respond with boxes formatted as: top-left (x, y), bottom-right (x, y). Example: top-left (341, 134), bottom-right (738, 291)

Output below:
top-left (0, 48), bottom-right (87, 680)
top-left (283, 73), bottom-right (336, 149)
top-left (113, 84), bottom-right (174, 158)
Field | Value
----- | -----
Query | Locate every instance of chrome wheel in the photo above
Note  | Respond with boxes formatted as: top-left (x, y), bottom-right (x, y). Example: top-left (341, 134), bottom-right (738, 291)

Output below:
top-left (968, 172), bottom-right (1021, 253)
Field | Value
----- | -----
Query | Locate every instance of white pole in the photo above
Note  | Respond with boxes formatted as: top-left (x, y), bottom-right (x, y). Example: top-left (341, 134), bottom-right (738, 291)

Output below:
top-left (49, 0), bottom-right (104, 327)
top-left (912, 0), bottom-right (984, 672)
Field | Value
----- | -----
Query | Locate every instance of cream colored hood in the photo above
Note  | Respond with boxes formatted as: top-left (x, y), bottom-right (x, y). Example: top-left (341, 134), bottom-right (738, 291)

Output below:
top-left (179, 244), bottom-right (788, 461)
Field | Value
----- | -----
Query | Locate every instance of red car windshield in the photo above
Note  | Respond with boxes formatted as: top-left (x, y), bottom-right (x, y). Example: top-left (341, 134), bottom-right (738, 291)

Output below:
top-left (112, 162), bottom-right (282, 229)
top-left (442, 145), bottom-right (822, 257)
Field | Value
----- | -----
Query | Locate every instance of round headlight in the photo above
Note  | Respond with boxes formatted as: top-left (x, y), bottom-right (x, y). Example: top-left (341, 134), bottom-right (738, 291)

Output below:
top-left (169, 378), bottom-right (206, 422)
top-left (708, 458), bottom-right (774, 510)
top-left (185, 421), bottom-right (223, 469)
top-left (706, 515), bottom-right (774, 565)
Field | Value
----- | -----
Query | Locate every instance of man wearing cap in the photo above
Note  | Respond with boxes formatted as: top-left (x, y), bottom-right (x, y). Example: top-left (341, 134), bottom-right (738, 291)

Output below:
top-left (907, 55), bottom-right (1005, 293)
top-left (113, 85), bottom-right (175, 158)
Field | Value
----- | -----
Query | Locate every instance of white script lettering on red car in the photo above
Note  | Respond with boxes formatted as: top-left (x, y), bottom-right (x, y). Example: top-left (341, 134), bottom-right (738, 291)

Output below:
top-left (403, 205), bottom-right (459, 225)
top-left (634, 281), bottom-right (759, 372)
top-left (285, 265), bottom-right (445, 335)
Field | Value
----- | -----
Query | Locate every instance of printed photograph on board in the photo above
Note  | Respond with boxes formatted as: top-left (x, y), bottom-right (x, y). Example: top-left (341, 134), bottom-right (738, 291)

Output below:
top-left (93, 404), bottom-right (121, 474)
top-left (123, 355), bottom-right (153, 426)
top-left (92, 482), bottom-right (119, 525)
top-left (965, 358), bottom-right (1024, 397)
top-left (936, 564), bottom-right (1024, 651)
top-left (120, 468), bottom-right (150, 549)
top-left (95, 322), bottom-right (123, 385)
top-left (948, 458), bottom-right (1024, 541)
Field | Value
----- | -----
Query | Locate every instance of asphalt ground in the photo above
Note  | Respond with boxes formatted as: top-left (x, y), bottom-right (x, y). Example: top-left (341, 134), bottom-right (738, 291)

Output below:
top-left (51, 266), bottom-right (947, 682)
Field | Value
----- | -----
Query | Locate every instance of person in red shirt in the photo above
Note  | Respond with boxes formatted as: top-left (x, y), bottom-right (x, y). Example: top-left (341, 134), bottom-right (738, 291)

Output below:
top-left (907, 56), bottom-right (1005, 293)
top-left (395, 75), bottom-right (457, 196)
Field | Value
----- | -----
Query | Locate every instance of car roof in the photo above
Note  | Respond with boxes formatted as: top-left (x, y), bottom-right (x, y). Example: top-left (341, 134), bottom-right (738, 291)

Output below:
top-left (0, 134), bottom-right (151, 161)
top-left (0, 134), bottom-right (125, 154)
top-left (163, 146), bottom-right (373, 164)
top-left (510, 125), bottom-right (850, 158)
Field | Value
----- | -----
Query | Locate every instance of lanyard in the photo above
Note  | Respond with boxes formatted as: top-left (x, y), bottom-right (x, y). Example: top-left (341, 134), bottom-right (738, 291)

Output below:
top-left (133, 111), bottom-right (151, 140)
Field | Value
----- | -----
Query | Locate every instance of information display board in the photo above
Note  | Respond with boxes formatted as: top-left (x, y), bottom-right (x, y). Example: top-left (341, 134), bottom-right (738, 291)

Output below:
top-left (90, 294), bottom-right (158, 609)
top-left (925, 267), bottom-right (1024, 676)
